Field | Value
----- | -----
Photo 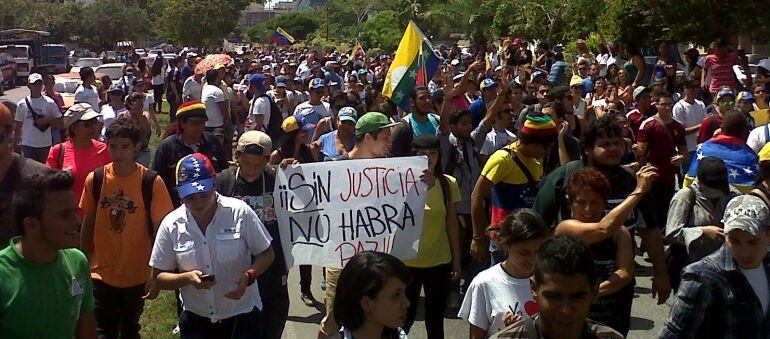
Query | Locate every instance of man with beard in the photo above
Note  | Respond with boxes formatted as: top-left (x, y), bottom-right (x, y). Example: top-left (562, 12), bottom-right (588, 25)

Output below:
top-left (534, 115), bottom-right (671, 305)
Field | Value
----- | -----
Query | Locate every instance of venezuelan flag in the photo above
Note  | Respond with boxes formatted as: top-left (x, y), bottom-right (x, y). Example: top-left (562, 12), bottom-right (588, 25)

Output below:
top-left (684, 135), bottom-right (759, 193)
top-left (270, 27), bottom-right (295, 46)
top-left (382, 21), bottom-right (441, 111)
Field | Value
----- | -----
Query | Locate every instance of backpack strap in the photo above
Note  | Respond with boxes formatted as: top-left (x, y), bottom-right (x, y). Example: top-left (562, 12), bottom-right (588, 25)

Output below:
top-left (141, 170), bottom-right (158, 239)
top-left (751, 187), bottom-right (770, 209)
top-left (507, 148), bottom-right (538, 191)
top-left (57, 142), bottom-right (66, 170)
top-left (91, 166), bottom-right (105, 207)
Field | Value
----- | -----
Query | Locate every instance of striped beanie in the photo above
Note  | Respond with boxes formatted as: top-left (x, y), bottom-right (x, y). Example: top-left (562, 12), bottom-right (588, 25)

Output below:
top-left (521, 114), bottom-right (558, 138)
top-left (176, 101), bottom-right (208, 121)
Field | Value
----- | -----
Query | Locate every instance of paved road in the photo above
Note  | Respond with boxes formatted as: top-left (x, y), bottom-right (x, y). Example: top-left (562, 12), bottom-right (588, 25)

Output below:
top-left (0, 84), bottom-right (28, 104)
top-left (3, 85), bottom-right (668, 338)
top-left (282, 254), bottom-right (669, 338)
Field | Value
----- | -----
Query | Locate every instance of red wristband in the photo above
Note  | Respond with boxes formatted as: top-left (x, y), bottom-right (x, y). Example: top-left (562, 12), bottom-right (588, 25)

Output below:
top-left (245, 269), bottom-right (257, 286)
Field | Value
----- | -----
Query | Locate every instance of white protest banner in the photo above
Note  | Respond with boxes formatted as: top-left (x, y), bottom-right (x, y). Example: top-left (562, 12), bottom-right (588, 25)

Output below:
top-left (275, 156), bottom-right (428, 269)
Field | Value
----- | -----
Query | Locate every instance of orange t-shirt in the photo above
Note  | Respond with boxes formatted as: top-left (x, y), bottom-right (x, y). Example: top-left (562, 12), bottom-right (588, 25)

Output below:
top-left (80, 163), bottom-right (174, 288)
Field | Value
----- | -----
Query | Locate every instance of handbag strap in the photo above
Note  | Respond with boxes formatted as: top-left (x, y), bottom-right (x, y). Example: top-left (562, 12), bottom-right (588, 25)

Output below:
top-left (507, 147), bottom-right (538, 191)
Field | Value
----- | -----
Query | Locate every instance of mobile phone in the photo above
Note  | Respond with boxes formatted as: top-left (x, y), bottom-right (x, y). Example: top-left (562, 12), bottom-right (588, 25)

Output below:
top-left (200, 274), bottom-right (215, 282)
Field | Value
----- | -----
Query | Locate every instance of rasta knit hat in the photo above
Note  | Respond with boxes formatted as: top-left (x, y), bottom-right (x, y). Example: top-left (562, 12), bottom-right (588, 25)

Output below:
top-left (176, 101), bottom-right (208, 121)
top-left (520, 115), bottom-right (559, 143)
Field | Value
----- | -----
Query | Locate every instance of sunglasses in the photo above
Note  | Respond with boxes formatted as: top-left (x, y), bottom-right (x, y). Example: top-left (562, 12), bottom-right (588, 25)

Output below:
top-left (606, 109), bottom-right (621, 115)
top-left (755, 90), bottom-right (766, 94)
top-left (720, 101), bottom-right (735, 107)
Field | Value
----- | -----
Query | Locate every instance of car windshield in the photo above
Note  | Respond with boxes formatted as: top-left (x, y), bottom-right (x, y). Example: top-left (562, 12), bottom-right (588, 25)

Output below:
top-left (97, 65), bottom-right (123, 81)
top-left (1, 47), bottom-right (28, 58)
top-left (75, 59), bottom-right (102, 67)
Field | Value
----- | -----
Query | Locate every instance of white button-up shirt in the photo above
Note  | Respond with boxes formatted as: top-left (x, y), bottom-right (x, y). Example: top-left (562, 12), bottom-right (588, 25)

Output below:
top-left (150, 194), bottom-right (272, 322)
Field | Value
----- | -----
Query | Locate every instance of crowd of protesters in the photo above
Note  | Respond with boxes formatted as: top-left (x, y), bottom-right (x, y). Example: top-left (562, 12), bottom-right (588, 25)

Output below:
top-left (2, 33), bottom-right (770, 339)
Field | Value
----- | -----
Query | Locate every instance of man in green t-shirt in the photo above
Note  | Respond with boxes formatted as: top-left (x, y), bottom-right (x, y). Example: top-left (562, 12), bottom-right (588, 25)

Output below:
top-left (0, 170), bottom-right (96, 339)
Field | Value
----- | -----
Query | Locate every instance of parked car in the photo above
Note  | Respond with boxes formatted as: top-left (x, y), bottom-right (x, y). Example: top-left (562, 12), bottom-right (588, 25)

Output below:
top-left (0, 44), bottom-right (32, 84)
top-left (134, 48), bottom-right (146, 57)
top-left (148, 49), bottom-right (163, 57)
top-left (41, 44), bottom-right (68, 74)
top-left (68, 49), bottom-right (94, 67)
top-left (0, 52), bottom-right (17, 88)
top-left (53, 72), bottom-right (107, 109)
top-left (95, 62), bottom-right (126, 82)
top-left (104, 50), bottom-right (119, 62)
top-left (70, 57), bottom-right (103, 74)
top-left (162, 53), bottom-right (177, 63)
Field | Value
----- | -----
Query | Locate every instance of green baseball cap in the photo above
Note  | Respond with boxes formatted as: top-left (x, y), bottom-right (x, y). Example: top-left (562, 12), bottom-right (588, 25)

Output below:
top-left (355, 112), bottom-right (400, 137)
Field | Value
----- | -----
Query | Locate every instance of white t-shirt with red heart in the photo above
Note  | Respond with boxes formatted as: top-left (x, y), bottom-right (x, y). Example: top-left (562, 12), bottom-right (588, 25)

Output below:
top-left (458, 263), bottom-right (539, 337)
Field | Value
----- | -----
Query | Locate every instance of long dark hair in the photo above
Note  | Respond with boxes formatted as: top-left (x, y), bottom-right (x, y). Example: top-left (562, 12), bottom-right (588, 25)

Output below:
top-left (411, 135), bottom-right (450, 210)
top-left (151, 57), bottom-right (164, 77)
top-left (334, 251), bottom-right (412, 337)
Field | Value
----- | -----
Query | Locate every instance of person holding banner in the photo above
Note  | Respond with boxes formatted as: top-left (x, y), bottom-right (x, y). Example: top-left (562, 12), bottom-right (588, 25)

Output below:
top-left (398, 134), bottom-right (461, 337)
top-left (334, 251), bottom-right (412, 339)
top-left (318, 112), bottom-right (402, 339)
top-left (270, 114), bottom-right (319, 307)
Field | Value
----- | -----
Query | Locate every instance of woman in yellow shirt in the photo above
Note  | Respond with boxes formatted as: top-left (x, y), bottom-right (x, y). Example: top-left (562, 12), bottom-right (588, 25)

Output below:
top-left (402, 135), bottom-right (462, 338)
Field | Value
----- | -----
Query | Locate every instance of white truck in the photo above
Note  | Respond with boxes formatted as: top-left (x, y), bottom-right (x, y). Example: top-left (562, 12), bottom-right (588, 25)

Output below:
top-left (0, 44), bottom-right (32, 83)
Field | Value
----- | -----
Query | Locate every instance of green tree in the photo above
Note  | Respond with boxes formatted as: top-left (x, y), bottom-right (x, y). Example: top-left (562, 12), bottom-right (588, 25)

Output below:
top-left (245, 11), bottom-right (320, 43)
top-left (359, 10), bottom-right (403, 52)
top-left (20, 1), bottom-right (87, 43)
top-left (149, 0), bottom-right (256, 48)
top-left (605, 0), bottom-right (770, 46)
top-left (82, 0), bottom-right (151, 50)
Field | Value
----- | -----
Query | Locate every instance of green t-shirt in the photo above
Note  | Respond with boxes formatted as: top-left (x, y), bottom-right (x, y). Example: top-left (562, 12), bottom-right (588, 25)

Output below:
top-left (0, 237), bottom-right (94, 338)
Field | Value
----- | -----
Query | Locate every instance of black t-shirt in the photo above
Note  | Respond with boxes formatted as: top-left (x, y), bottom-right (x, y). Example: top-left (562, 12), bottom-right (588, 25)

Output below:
top-left (215, 167), bottom-right (288, 296)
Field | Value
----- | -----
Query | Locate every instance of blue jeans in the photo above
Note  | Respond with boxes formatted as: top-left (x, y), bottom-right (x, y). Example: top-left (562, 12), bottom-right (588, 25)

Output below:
top-left (179, 306), bottom-right (262, 339)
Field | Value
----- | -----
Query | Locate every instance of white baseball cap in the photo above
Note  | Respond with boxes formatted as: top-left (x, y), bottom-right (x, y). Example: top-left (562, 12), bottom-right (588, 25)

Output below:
top-left (27, 73), bottom-right (43, 84)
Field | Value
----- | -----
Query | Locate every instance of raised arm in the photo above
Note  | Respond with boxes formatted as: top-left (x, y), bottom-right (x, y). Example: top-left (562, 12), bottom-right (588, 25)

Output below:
top-left (556, 165), bottom-right (657, 244)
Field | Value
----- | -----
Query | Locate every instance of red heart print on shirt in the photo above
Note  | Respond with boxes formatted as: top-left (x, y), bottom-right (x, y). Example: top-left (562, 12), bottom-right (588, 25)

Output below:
top-left (524, 301), bottom-right (539, 316)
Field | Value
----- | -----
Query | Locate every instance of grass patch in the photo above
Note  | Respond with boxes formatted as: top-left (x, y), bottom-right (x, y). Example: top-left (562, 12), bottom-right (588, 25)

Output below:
top-left (140, 291), bottom-right (179, 338)
top-left (141, 99), bottom-right (179, 338)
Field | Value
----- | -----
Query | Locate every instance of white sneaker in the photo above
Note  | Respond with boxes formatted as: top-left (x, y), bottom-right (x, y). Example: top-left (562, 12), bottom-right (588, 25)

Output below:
top-left (172, 325), bottom-right (180, 334)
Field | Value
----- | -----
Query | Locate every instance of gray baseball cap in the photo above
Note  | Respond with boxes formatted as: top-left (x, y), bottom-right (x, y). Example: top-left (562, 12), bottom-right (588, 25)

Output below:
top-left (723, 195), bottom-right (770, 236)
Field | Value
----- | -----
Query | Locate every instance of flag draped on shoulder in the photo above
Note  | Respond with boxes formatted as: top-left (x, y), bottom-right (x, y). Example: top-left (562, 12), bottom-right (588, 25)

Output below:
top-left (271, 27), bottom-right (295, 45)
top-left (684, 136), bottom-right (759, 193)
top-left (382, 21), bottom-right (441, 111)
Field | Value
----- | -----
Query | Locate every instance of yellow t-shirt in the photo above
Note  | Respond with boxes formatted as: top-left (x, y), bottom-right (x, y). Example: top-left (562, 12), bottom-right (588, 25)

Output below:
top-left (80, 163), bottom-right (174, 288)
top-left (481, 142), bottom-right (543, 230)
top-left (751, 109), bottom-right (769, 127)
top-left (405, 174), bottom-right (461, 268)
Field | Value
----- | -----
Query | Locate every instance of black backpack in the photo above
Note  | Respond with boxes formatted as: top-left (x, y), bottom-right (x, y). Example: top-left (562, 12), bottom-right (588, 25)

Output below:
top-left (92, 166), bottom-right (158, 238)
top-left (257, 94), bottom-right (283, 149)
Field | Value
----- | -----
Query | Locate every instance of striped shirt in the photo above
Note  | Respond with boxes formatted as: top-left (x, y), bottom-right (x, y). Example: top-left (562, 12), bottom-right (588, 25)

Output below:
top-left (704, 54), bottom-right (738, 94)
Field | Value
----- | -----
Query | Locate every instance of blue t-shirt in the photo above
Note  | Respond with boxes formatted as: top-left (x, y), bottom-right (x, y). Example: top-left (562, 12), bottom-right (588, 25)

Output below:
top-left (548, 61), bottom-right (568, 85)
top-left (582, 78), bottom-right (594, 96)
top-left (408, 114), bottom-right (439, 137)
top-left (318, 131), bottom-right (355, 161)
top-left (469, 97), bottom-right (486, 128)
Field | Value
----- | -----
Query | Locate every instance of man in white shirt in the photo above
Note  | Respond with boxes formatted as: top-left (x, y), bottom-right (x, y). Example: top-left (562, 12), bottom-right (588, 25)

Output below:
top-left (672, 80), bottom-right (707, 170)
top-left (293, 78), bottom-right (331, 143)
top-left (201, 69), bottom-right (227, 130)
top-left (74, 67), bottom-right (101, 113)
top-left (247, 74), bottom-right (271, 133)
top-left (150, 153), bottom-right (274, 337)
top-left (183, 73), bottom-right (205, 102)
top-left (13, 73), bottom-right (63, 163)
